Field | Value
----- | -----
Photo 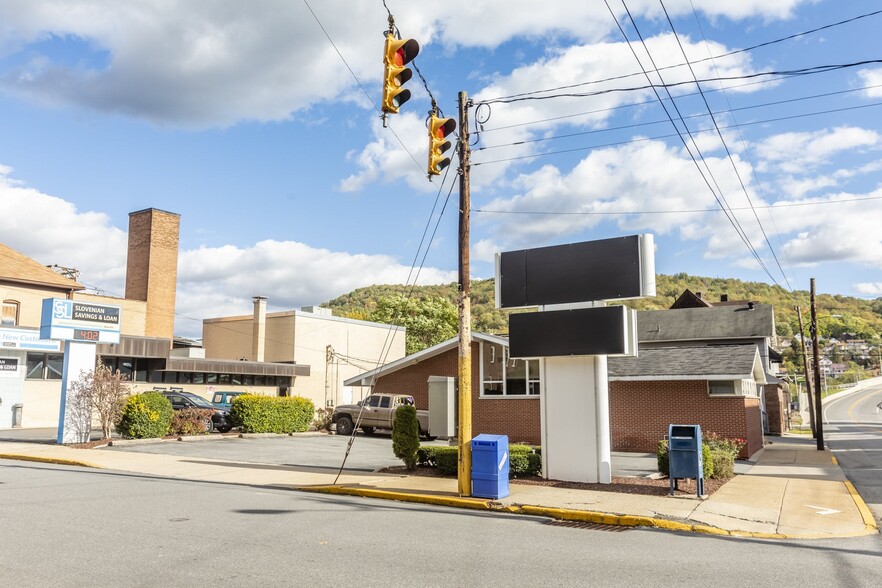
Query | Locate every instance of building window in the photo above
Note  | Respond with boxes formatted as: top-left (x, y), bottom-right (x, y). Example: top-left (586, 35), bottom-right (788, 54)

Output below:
top-left (25, 352), bottom-right (64, 380)
top-left (481, 343), bottom-right (540, 397)
top-left (2, 300), bottom-right (19, 326)
top-left (708, 381), bottom-right (737, 396)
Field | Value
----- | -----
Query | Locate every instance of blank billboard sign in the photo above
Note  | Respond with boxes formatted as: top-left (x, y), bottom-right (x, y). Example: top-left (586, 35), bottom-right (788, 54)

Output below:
top-left (509, 306), bottom-right (633, 358)
top-left (496, 234), bottom-right (654, 308)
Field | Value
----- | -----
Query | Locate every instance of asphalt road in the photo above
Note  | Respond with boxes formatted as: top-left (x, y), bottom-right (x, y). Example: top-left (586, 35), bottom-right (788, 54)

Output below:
top-left (823, 383), bottom-right (882, 525)
top-left (1, 460), bottom-right (880, 587)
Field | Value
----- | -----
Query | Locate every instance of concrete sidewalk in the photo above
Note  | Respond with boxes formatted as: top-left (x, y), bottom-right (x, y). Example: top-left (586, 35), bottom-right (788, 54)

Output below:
top-left (0, 434), bottom-right (876, 540)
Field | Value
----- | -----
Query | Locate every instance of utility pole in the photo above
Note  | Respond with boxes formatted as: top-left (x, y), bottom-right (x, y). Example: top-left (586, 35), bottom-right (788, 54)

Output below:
top-left (795, 306), bottom-right (816, 437)
top-left (324, 345), bottom-right (332, 407)
top-left (810, 278), bottom-right (825, 450)
top-left (456, 90), bottom-right (473, 497)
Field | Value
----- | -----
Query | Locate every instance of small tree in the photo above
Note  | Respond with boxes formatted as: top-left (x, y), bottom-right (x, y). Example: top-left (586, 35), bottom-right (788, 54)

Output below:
top-left (392, 405), bottom-right (420, 470)
top-left (65, 370), bottom-right (95, 444)
top-left (68, 363), bottom-right (131, 440)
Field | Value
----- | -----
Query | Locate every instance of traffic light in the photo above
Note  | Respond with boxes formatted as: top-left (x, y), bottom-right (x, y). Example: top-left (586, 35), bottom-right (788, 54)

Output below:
top-left (428, 113), bottom-right (456, 176)
top-left (382, 33), bottom-right (419, 114)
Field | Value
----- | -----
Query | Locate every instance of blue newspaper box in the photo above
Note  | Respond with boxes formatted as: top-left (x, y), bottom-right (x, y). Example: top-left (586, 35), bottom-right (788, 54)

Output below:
top-left (668, 424), bottom-right (704, 497)
top-left (471, 434), bottom-right (510, 499)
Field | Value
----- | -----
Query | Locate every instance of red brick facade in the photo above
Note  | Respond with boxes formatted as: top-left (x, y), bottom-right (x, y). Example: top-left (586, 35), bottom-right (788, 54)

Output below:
top-left (763, 383), bottom-right (789, 435)
top-left (370, 343), bottom-right (764, 458)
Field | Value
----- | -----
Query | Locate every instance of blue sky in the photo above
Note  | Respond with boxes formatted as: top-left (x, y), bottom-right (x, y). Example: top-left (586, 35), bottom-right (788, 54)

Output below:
top-left (2, 0), bottom-right (882, 337)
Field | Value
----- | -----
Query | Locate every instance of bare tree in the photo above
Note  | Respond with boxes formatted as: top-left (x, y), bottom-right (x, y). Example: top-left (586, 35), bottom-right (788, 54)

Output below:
top-left (67, 362), bottom-right (131, 441)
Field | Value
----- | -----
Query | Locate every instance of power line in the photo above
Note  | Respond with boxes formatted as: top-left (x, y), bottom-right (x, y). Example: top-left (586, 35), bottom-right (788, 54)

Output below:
top-left (478, 7), bottom-right (882, 104)
top-left (476, 83), bottom-right (882, 151)
top-left (609, 0), bottom-right (779, 286)
top-left (478, 59), bottom-right (882, 105)
top-left (659, 0), bottom-right (792, 290)
top-left (472, 100), bottom-right (882, 165)
top-left (472, 194), bottom-right (882, 216)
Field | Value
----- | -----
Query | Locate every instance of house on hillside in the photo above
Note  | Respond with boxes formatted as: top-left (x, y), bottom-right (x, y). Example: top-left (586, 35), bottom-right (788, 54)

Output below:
top-left (345, 297), bottom-right (781, 458)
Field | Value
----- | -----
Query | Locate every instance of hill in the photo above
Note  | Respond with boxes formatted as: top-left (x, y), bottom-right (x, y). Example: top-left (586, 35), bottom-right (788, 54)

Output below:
top-left (325, 273), bottom-right (882, 343)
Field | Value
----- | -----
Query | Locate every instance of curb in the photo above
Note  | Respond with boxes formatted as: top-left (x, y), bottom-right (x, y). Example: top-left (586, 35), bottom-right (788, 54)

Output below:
top-left (0, 453), bottom-right (102, 469)
top-left (844, 480), bottom-right (880, 532)
top-left (297, 484), bottom-right (878, 540)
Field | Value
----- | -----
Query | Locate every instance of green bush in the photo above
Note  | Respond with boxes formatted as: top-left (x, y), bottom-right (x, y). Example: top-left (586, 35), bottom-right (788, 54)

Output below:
top-left (392, 405), bottom-right (421, 470)
top-left (709, 448), bottom-right (735, 479)
top-left (169, 408), bottom-right (215, 436)
top-left (418, 444), bottom-right (542, 478)
top-left (117, 392), bottom-right (173, 439)
top-left (657, 439), bottom-right (714, 479)
top-left (231, 394), bottom-right (314, 434)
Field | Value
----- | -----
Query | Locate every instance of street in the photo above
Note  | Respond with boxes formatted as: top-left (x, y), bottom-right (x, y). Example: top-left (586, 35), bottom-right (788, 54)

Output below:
top-left (824, 383), bottom-right (882, 525)
top-left (1, 459), bottom-right (880, 587)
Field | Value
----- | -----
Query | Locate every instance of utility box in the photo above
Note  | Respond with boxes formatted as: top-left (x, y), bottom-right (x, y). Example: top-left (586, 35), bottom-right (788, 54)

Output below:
top-left (471, 434), bottom-right (510, 499)
top-left (12, 403), bottom-right (23, 427)
top-left (428, 376), bottom-right (456, 439)
top-left (668, 424), bottom-right (704, 497)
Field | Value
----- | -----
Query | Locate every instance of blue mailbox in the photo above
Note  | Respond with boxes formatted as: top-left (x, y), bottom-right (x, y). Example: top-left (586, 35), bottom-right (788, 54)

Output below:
top-left (668, 424), bottom-right (704, 497)
top-left (471, 434), bottom-right (510, 499)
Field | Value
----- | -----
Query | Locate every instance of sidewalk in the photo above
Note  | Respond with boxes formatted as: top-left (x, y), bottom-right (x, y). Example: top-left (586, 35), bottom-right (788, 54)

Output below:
top-left (0, 434), bottom-right (876, 540)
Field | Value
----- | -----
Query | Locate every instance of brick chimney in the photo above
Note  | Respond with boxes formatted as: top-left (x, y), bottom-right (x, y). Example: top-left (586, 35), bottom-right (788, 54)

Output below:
top-left (125, 208), bottom-right (180, 339)
top-left (252, 296), bottom-right (267, 362)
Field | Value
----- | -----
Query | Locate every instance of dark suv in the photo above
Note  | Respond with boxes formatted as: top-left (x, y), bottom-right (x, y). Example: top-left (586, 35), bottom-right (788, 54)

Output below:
top-left (160, 391), bottom-right (234, 433)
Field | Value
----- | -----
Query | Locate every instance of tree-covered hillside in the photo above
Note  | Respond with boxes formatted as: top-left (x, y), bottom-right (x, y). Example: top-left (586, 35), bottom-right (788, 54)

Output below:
top-left (324, 273), bottom-right (882, 343)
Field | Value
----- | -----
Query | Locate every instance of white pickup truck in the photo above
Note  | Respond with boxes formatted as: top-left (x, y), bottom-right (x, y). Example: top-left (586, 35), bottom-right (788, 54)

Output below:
top-left (332, 393), bottom-right (432, 438)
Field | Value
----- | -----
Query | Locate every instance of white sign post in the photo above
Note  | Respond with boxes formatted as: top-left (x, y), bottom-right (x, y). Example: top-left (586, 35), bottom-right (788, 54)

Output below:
top-left (40, 298), bottom-right (121, 444)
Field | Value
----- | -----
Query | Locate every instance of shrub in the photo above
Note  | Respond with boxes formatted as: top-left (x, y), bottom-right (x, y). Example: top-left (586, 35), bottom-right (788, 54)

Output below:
top-left (231, 394), bottom-right (315, 434)
top-left (704, 432), bottom-right (747, 460)
top-left (710, 448), bottom-right (735, 479)
top-left (117, 392), bottom-right (173, 439)
top-left (392, 405), bottom-right (420, 470)
top-left (418, 444), bottom-right (542, 478)
top-left (312, 407), bottom-right (334, 432)
top-left (169, 408), bottom-right (215, 436)
top-left (657, 439), bottom-right (714, 479)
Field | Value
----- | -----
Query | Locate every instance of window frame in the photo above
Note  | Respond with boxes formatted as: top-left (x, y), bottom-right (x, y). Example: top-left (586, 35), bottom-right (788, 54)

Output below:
top-left (480, 342), bottom-right (542, 398)
top-left (1, 299), bottom-right (20, 326)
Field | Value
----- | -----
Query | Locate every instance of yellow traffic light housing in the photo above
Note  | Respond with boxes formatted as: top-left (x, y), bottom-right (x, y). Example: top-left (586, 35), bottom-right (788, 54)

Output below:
top-left (382, 34), bottom-right (419, 114)
top-left (428, 114), bottom-right (456, 176)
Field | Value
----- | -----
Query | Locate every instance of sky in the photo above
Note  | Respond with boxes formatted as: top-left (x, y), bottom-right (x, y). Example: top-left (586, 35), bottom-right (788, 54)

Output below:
top-left (2, 0), bottom-right (882, 338)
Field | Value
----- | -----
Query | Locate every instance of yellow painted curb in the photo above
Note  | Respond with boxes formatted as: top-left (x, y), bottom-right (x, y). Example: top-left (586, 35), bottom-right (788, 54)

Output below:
top-left (831, 455), bottom-right (838, 466)
top-left (0, 453), bottom-right (102, 469)
top-left (297, 484), bottom-right (879, 540)
top-left (844, 480), bottom-right (879, 532)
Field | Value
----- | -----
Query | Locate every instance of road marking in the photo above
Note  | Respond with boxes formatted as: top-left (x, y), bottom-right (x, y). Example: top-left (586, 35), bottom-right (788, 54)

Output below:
top-left (805, 504), bottom-right (841, 516)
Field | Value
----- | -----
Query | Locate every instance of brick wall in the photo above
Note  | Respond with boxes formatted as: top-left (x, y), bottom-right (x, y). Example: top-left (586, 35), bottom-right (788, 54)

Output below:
top-left (371, 342), bottom-right (541, 445)
top-left (125, 208), bottom-right (180, 340)
top-left (372, 349), bottom-right (763, 457)
top-left (763, 383), bottom-right (788, 435)
top-left (609, 380), bottom-right (763, 458)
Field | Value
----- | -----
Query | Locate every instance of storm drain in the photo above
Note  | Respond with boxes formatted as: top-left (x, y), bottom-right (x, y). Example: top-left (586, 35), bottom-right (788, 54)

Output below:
top-left (543, 519), bottom-right (631, 532)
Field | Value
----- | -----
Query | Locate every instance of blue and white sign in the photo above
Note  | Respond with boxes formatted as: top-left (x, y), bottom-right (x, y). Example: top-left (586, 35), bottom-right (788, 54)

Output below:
top-left (40, 298), bottom-right (121, 344)
top-left (0, 327), bottom-right (62, 351)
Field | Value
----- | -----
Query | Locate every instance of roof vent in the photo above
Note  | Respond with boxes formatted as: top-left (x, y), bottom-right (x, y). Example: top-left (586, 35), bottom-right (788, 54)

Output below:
top-left (720, 294), bottom-right (728, 302)
top-left (747, 301), bottom-right (755, 310)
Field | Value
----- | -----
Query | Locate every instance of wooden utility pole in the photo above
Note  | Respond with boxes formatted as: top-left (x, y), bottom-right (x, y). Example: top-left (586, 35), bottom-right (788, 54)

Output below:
top-left (456, 90), bottom-right (473, 497)
top-left (795, 307), bottom-right (816, 437)
top-left (810, 278), bottom-right (825, 450)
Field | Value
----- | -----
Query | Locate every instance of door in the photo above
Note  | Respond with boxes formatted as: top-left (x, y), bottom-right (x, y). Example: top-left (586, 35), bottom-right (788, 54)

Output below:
top-left (360, 395), bottom-right (382, 427)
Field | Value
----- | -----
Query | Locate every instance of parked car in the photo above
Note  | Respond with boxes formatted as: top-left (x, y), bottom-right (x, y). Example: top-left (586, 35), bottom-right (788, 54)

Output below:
top-left (211, 390), bottom-right (247, 411)
top-left (160, 391), bottom-right (234, 433)
top-left (332, 393), bottom-right (432, 438)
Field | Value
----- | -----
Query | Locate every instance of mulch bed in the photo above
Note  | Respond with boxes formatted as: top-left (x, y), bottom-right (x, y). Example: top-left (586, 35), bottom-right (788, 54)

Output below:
top-left (380, 465), bottom-right (728, 497)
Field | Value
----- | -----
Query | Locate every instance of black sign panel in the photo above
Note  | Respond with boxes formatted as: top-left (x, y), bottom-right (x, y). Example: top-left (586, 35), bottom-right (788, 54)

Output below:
top-left (509, 306), bottom-right (627, 358)
top-left (0, 357), bottom-right (19, 372)
top-left (499, 235), bottom-right (642, 308)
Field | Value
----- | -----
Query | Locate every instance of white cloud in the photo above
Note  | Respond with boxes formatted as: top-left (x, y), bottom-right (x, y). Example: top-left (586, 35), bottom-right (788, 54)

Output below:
top-left (857, 68), bottom-right (882, 98)
top-left (755, 126), bottom-right (881, 174)
top-left (853, 282), bottom-right (882, 296)
top-left (0, 0), bottom-right (808, 127)
top-left (0, 166), bottom-right (456, 338)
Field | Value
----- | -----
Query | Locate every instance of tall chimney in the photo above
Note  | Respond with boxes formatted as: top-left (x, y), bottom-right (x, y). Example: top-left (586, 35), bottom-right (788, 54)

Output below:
top-left (125, 208), bottom-right (180, 339)
top-left (252, 296), bottom-right (267, 362)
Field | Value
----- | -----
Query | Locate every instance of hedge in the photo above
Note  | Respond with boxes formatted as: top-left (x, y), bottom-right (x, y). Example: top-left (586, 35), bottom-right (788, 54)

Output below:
top-left (169, 408), bottom-right (215, 436)
top-left (392, 405), bottom-right (420, 470)
top-left (117, 392), bottom-right (173, 439)
top-left (417, 444), bottom-right (542, 478)
top-left (231, 394), bottom-right (315, 434)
